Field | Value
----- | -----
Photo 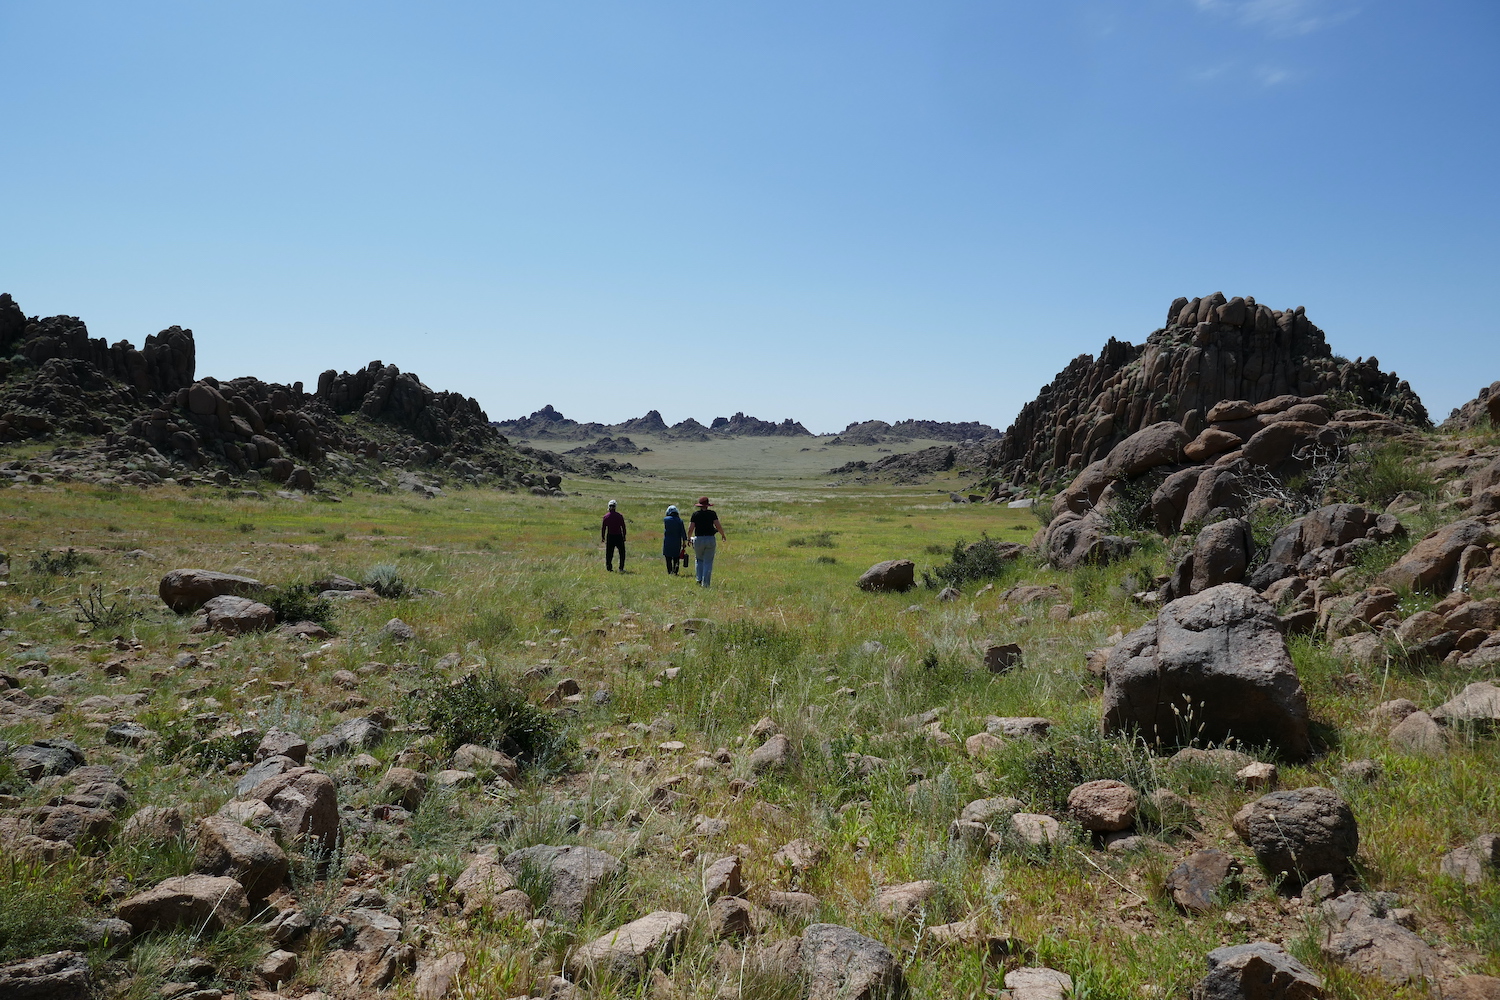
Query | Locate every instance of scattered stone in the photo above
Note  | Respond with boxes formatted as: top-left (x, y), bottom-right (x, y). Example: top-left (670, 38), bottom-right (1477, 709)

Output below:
top-left (871, 880), bottom-right (938, 922)
top-left (374, 767), bottom-right (428, 810)
top-left (1232, 787), bottom-right (1358, 885)
top-left (857, 560), bottom-right (916, 593)
top-left (983, 642), bottom-right (1023, 673)
top-left (1318, 892), bottom-right (1441, 985)
top-left (703, 855), bottom-right (742, 900)
top-left (1166, 849), bottom-right (1241, 913)
top-left (1010, 813), bottom-right (1061, 848)
top-left (749, 733), bottom-right (794, 774)
top-left (1067, 779), bottom-right (1137, 832)
top-left (708, 896), bottom-right (755, 939)
top-left (414, 951), bottom-right (467, 1000)
top-left (568, 910), bottom-right (689, 982)
top-left (1388, 710), bottom-right (1449, 754)
top-left (117, 874), bottom-right (250, 933)
top-left (965, 732), bottom-right (1004, 757)
top-left (1431, 681), bottom-right (1500, 730)
top-left (801, 923), bottom-right (905, 1000)
top-left (1004, 966), bottom-right (1073, 1000)
top-left (503, 845), bottom-right (621, 922)
top-left (1235, 761), bottom-right (1279, 790)
top-left (451, 744), bottom-right (519, 782)
top-left (1102, 584), bottom-right (1311, 759)
top-left (1198, 941), bottom-right (1324, 1000)
top-left (383, 618), bottom-right (417, 642)
top-left (451, 856), bottom-right (520, 918)
top-left (1339, 759), bottom-right (1381, 784)
top-left (9, 739), bottom-right (86, 780)
top-left (255, 950), bottom-right (298, 989)
top-left (773, 838), bottom-right (824, 872)
top-left (255, 729), bottom-right (308, 764)
top-left (1440, 834), bottom-right (1500, 884)
top-left (309, 714), bottom-right (386, 756)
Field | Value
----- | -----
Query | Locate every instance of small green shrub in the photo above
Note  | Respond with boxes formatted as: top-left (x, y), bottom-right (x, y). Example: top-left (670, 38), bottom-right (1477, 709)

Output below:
top-left (72, 583), bottom-right (142, 632)
top-left (363, 563), bottom-right (407, 599)
top-left (1334, 440), bottom-right (1435, 509)
top-left (28, 548), bottom-right (93, 576)
top-left (426, 671), bottom-right (575, 772)
top-left (925, 534), bottom-right (1021, 590)
top-left (786, 532), bottom-right (836, 548)
top-left (266, 584), bottom-right (335, 628)
top-left (236, 522), bottom-right (255, 533)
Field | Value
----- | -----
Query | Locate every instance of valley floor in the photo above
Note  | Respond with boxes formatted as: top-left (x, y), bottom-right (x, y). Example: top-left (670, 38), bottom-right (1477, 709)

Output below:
top-left (0, 442), bottom-right (1497, 999)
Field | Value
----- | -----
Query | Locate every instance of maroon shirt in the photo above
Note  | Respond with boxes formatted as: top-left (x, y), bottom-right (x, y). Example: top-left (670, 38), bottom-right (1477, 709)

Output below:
top-left (602, 511), bottom-right (626, 538)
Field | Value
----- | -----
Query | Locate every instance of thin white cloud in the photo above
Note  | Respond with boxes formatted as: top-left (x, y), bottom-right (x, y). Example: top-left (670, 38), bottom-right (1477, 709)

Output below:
top-left (1193, 0), bottom-right (1358, 37)
top-left (1255, 65), bottom-right (1297, 87)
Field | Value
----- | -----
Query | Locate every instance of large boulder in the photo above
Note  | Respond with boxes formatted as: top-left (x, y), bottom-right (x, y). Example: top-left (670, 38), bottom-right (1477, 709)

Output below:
top-left (1430, 681), bottom-right (1500, 730)
top-left (1102, 421), bottom-right (1188, 477)
top-left (801, 923), bottom-right (905, 1000)
top-left (117, 874), bottom-right (250, 933)
top-left (1151, 466), bottom-right (1208, 534)
top-left (0, 951), bottom-right (93, 1000)
top-left (229, 766), bottom-right (339, 845)
top-left (857, 560), bottom-right (915, 593)
top-left (1190, 518), bottom-right (1253, 593)
top-left (201, 595), bottom-right (276, 635)
top-left (1300, 504), bottom-right (1379, 551)
top-left (1232, 787), bottom-right (1358, 884)
top-left (1102, 584), bottom-right (1312, 759)
top-left (1181, 466), bottom-right (1244, 528)
top-left (568, 911), bottom-right (689, 982)
top-left (1045, 510), bottom-right (1137, 570)
top-left (194, 816), bottom-right (288, 903)
top-left (1198, 941), bottom-right (1324, 999)
top-left (1318, 892), bottom-right (1442, 985)
top-left (159, 569), bottom-right (265, 614)
top-left (1380, 518), bottom-right (1492, 591)
top-left (503, 845), bottom-right (621, 922)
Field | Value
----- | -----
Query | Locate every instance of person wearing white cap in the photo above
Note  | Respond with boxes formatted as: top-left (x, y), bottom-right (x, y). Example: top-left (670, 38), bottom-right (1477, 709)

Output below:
top-left (661, 504), bottom-right (688, 575)
top-left (601, 499), bottom-right (627, 572)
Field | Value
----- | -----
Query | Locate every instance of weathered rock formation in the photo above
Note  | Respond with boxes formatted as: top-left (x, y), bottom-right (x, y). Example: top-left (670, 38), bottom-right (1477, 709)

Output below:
top-left (0, 293), bottom-right (549, 487)
top-left (1443, 380), bottom-right (1500, 431)
top-left (995, 293), bottom-right (1428, 486)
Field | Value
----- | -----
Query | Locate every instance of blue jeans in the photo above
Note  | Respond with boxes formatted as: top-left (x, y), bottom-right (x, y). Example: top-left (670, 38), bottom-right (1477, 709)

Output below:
top-left (693, 536), bottom-right (716, 586)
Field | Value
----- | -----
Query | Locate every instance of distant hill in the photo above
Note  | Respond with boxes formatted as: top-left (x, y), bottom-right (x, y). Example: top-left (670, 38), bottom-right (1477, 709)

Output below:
top-left (494, 406), bottom-right (811, 440)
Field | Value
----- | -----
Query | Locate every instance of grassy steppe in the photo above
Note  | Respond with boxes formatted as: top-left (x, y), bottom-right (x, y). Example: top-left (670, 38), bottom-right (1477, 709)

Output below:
top-left (0, 449), bottom-right (1497, 999)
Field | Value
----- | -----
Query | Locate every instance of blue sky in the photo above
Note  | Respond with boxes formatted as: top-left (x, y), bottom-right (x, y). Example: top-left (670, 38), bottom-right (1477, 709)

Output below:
top-left (1, 1), bottom-right (1496, 432)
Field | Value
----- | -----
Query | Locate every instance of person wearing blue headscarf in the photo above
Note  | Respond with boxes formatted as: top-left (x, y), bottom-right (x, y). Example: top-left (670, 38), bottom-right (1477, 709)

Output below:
top-left (661, 504), bottom-right (688, 575)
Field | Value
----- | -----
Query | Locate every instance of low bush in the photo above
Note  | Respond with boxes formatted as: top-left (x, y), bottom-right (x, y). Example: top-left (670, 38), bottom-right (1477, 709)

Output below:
top-left (0, 859), bottom-right (86, 962)
top-left (1334, 440), bottom-right (1436, 509)
top-left (426, 671), bottom-right (575, 773)
top-left (265, 584), bottom-right (335, 628)
top-left (28, 548), bottom-right (93, 576)
top-left (925, 534), bottom-right (1022, 589)
top-left (786, 531), bottom-right (836, 548)
top-left (363, 563), bottom-right (407, 599)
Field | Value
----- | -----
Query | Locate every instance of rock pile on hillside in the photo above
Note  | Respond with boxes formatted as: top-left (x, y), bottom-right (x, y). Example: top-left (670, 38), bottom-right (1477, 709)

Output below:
top-left (1443, 380), bottom-right (1500, 431)
top-left (993, 294), bottom-right (1429, 487)
top-left (0, 293), bottom-right (556, 489)
top-left (830, 418), bottom-right (1000, 446)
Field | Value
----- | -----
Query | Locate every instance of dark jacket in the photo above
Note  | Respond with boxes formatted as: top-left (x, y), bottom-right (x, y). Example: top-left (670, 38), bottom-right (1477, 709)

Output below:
top-left (662, 513), bottom-right (687, 555)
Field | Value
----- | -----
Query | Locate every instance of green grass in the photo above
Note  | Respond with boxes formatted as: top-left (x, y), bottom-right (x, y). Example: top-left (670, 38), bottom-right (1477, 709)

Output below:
top-left (0, 427), bottom-right (1496, 997)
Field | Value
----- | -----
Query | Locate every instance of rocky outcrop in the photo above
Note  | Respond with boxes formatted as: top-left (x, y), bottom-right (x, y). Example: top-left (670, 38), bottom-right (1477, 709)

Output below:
top-left (994, 294), bottom-right (1428, 485)
top-left (1443, 380), bottom-right (1500, 431)
top-left (0, 293), bottom-right (544, 487)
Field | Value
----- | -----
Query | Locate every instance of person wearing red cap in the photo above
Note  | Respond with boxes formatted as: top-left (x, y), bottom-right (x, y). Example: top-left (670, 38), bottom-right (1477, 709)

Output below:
top-left (686, 496), bottom-right (727, 587)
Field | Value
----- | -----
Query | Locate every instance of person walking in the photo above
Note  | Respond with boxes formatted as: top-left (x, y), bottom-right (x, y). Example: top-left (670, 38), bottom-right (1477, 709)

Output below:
top-left (601, 499), bottom-right (627, 572)
top-left (687, 496), bottom-right (727, 587)
top-left (661, 504), bottom-right (688, 575)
